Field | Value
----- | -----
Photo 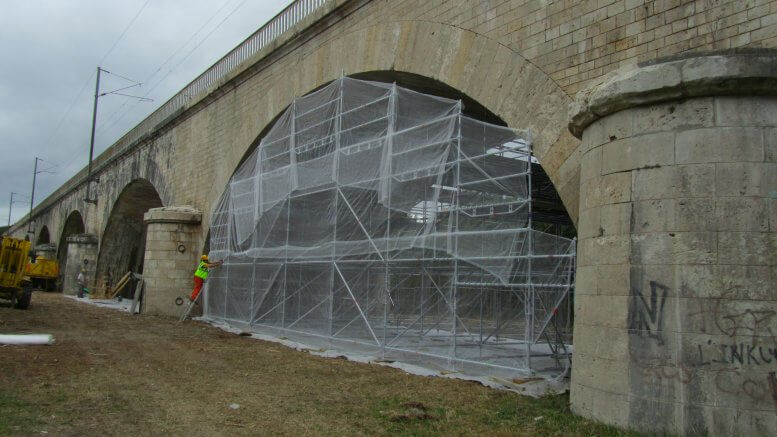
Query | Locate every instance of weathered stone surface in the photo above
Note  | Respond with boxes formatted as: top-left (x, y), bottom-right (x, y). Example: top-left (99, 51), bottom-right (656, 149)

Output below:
top-left (142, 210), bottom-right (203, 317)
top-left (63, 233), bottom-right (98, 295)
top-left (631, 164), bottom-right (715, 200)
top-left (675, 127), bottom-right (764, 164)
top-left (143, 206), bottom-right (202, 224)
top-left (7, 3), bottom-right (777, 435)
top-left (715, 96), bottom-right (777, 127)
top-left (632, 98), bottom-right (715, 135)
top-left (570, 52), bottom-right (777, 138)
top-left (573, 52), bottom-right (777, 435)
top-left (601, 132), bottom-right (675, 174)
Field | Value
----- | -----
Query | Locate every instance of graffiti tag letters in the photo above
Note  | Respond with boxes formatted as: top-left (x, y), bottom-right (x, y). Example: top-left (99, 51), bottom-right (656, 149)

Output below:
top-left (628, 280), bottom-right (669, 345)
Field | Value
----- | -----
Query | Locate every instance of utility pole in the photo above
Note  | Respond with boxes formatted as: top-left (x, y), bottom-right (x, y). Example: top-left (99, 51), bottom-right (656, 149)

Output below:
top-left (28, 157), bottom-right (40, 234)
top-left (7, 192), bottom-right (27, 227)
top-left (8, 192), bottom-right (14, 227)
top-left (83, 66), bottom-right (150, 205)
top-left (85, 66), bottom-right (102, 204)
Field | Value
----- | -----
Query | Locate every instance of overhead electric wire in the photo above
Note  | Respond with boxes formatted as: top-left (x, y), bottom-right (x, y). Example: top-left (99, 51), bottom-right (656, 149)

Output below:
top-left (97, 0), bottom-right (152, 66)
top-left (101, 69), bottom-right (143, 85)
top-left (94, 0), bottom-right (235, 135)
top-left (94, 0), bottom-right (246, 139)
top-left (41, 0), bottom-right (153, 178)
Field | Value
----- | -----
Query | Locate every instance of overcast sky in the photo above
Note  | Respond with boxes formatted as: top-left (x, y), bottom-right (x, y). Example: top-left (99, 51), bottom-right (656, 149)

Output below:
top-left (0, 0), bottom-right (293, 226)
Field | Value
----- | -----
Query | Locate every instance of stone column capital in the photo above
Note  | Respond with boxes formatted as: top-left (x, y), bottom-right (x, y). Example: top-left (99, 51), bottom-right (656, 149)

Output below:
top-left (66, 233), bottom-right (98, 245)
top-left (143, 206), bottom-right (202, 225)
top-left (569, 49), bottom-right (777, 138)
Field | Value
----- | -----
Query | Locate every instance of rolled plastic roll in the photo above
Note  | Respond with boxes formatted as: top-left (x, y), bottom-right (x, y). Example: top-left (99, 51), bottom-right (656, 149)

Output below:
top-left (0, 334), bottom-right (55, 345)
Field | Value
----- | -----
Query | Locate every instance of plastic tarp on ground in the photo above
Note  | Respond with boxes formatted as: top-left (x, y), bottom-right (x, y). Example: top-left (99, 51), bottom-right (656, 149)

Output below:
top-left (204, 77), bottom-right (576, 378)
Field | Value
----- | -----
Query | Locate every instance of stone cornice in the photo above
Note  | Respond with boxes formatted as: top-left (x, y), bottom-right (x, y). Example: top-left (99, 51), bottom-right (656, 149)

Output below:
top-left (568, 49), bottom-right (777, 139)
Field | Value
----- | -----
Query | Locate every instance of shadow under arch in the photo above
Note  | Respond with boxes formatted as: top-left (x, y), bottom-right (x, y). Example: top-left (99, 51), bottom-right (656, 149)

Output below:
top-left (36, 226), bottom-right (50, 245)
top-left (96, 178), bottom-right (163, 295)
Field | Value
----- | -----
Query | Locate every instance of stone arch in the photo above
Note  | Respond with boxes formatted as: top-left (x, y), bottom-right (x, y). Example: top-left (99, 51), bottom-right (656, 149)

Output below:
top-left (231, 70), bottom-right (574, 234)
top-left (218, 20), bottom-right (579, 225)
top-left (56, 210), bottom-right (86, 290)
top-left (96, 178), bottom-right (163, 294)
top-left (36, 225), bottom-right (50, 245)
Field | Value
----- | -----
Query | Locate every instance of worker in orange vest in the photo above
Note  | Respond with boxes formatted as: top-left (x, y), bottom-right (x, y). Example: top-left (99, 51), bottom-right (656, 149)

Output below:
top-left (190, 254), bottom-right (223, 302)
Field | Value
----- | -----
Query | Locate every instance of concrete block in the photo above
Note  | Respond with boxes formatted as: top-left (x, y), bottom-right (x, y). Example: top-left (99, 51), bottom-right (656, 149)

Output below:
top-left (573, 322), bottom-right (630, 361)
top-left (630, 232), bottom-right (717, 265)
top-left (632, 97), bottom-right (715, 135)
top-left (632, 199), bottom-right (673, 232)
top-left (766, 128), bottom-right (777, 162)
top-left (599, 109), bottom-right (633, 142)
top-left (598, 264), bottom-right (631, 296)
top-left (675, 127), bottom-right (764, 164)
top-left (576, 294), bottom-right (629, 329)
top-left (632, 164), bottom-right (715, 200)
top-left (602, 131), bottom-right (675, 174)
top-left (630, 264), bottom-right (677, 299)
top-left (715, 163), bottom-right (777, 197)
top-left (675, 265), bottom-right (719, 298)
top-left (579, 147), bottom-right (602, 182)
top-left (578, 207), bottom-right (601, 239)
top-left (572, 351), bottom-right (631, 394)
top-left (601, 171), bottom-right (632, 204)
top-left (570, 381), bottom-right (630, 428)
top-left (718, 265), bottom-right (775, 301)
top-left (580, 176), bottom-right (602, 211)
top-left (581, 118), bottom-right (607, 151)
top-left (714, 96), bottom-right (777, 127)
top-left (579, 235), bottom-right (631, 265)
top-left (770, 199), bottom-right (777, 232)
top-left (715, 197), bottom-right (769, 232)
top-left (717, 232), bottom-right (776, 266)
top-left (674, 198), bottom-right (716, 231)
top-left (600, 202), bottom-right (631, 235)
top-left (575, 265), bottom-right (597, 295)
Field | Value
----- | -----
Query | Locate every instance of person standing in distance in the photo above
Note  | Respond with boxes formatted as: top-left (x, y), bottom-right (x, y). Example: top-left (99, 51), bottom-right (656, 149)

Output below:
top-left (190, 254), bottom-right (223, 302)
top-left (76, 269), bottom-right (88, 298)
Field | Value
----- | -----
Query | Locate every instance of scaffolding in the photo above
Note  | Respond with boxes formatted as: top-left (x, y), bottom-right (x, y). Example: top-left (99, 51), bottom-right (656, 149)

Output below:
top-left (204, 77), bottom-right (576, 379)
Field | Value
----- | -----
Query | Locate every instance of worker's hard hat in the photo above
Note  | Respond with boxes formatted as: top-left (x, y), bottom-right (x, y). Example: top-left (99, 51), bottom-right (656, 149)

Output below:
top-left (201, 254), bottom-right (208, 261)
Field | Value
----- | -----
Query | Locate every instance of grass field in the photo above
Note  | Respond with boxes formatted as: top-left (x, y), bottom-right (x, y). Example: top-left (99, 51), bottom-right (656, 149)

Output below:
top-left (0, 292), bottom-right (638, 436)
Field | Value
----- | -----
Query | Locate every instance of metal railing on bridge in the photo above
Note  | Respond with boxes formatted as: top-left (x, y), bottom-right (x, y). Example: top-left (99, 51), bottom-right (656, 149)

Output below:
top-left (108, 0), bottom-right (327, 159)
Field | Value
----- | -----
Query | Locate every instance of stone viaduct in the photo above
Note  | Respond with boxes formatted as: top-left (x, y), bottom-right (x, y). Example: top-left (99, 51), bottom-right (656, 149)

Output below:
top-left (8, 0), bottom-right (777, 434)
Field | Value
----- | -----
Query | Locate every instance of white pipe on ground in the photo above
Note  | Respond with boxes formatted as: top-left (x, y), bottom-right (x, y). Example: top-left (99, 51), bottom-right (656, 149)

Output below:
top-left (0, 334), bottom-right (55, 345)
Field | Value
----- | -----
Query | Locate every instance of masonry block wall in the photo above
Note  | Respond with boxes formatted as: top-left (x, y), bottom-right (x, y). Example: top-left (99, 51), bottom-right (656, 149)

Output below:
top-left (62, 234), bottom-right (98, 296)
top-left (19, 0), bottom-right (777, 250)
top-left (570, 52), bottom-right (777, 435)
top-left (7, 3), bottom-right (777, 431)
top-left (142, 207), bottom-right (203, 317)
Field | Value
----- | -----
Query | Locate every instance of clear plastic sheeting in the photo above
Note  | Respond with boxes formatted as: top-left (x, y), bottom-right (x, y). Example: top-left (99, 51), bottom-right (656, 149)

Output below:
top-left (204, 77), bottom-right (576, 379)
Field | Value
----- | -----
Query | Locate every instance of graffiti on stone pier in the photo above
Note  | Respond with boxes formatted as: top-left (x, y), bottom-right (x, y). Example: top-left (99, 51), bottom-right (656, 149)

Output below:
top-left (688, 296), bottom-right (777, 347)
top-left (627, 280), bottom-right (777, 406)
top-left (628, 280), bottom-right (669, 345)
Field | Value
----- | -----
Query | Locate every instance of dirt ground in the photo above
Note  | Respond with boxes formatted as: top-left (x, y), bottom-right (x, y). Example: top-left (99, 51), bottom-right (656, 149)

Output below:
top-left (0, 292), bottom-right (631, 436)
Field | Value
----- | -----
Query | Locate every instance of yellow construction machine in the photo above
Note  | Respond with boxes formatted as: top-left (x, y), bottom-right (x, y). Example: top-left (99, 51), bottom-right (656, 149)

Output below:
top-left (25, 254), bottom-right (59, 291)
top-left (0, 236), bottom-right (33, 309)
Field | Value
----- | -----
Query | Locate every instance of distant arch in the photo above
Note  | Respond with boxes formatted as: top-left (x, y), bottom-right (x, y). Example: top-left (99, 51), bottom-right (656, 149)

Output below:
top-left (37, 226), bottom-right (50, 245)
top-left (96, 179), bottom-right (163, 296)
top-left (56, 210), bottom-right (86, 291)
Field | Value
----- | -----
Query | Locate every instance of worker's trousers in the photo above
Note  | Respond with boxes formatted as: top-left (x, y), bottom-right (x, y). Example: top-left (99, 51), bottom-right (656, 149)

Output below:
top-left (190, 277), bottom-right (204, 301)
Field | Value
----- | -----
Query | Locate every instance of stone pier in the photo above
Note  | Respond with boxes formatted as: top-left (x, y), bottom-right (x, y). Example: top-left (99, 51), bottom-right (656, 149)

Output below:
top-left (63, 234), bottom-right (98, 295)
top-left (142, 206), bottom-right (203, 316)
top-left (569, 51), bottom-right (777, 435)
